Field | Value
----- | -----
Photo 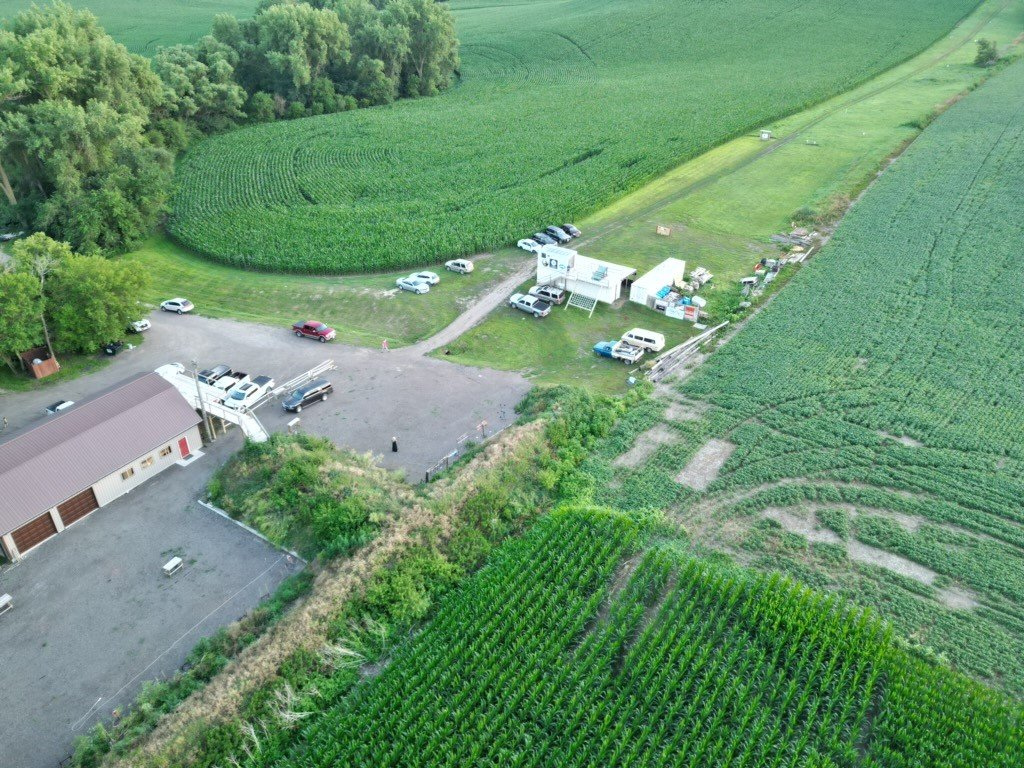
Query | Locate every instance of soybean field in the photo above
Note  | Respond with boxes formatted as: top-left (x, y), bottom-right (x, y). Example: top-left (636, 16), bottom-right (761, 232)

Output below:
top-left (592, 59), bottom-right (1024, 696)
top-left (0, 0), bottom-right (258, 55)
top-left (229, 509), bottom-right (1022, 767)
top-left (169, 0), bottom-right (977, 273)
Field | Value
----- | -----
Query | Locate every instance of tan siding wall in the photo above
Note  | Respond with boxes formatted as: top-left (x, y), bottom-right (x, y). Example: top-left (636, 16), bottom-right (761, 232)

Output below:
top-left (92, 426), bottom-right (202, 506)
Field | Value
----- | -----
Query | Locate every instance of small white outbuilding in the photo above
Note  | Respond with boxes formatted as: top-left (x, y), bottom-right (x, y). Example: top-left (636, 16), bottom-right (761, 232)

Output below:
top-left (629, 258), bottom-right (687, 308)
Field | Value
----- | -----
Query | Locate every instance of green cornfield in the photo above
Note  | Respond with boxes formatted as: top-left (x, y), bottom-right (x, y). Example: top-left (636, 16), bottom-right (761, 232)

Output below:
top-left (600, 58), bottom-right (1024, 694)
top-left (0, 0), bottom-right (258, 55)
top-left (168, 0), bottom-right (976, 273)
top-left (237, 509), bottom-right (1023, 766)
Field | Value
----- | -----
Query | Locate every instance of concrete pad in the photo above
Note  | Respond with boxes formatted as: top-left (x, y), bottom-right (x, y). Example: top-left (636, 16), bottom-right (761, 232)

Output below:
top-left (0, 438), bottom-right (300, 767)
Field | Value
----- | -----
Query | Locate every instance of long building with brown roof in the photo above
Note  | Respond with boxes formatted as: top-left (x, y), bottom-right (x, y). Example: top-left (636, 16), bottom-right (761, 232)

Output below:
top-left (0, 372), bottom-right (201, 560)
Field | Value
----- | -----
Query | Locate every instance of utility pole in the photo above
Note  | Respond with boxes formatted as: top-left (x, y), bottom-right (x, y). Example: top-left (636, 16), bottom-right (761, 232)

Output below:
top-left (191, 359), bottom-right (214, 441)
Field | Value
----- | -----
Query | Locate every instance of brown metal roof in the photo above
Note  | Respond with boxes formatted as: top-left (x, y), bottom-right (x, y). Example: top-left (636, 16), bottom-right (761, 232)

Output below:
top-left (0, 372), bottom-right (201, 536)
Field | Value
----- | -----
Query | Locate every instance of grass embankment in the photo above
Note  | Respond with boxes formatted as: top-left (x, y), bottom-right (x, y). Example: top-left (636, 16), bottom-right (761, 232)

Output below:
top-left (125, 235), bottom-right (527, 347)
top-left (75, 385), bottom-right (640, 767)
top-left (0, 0), bottom-right (258, 55)
top-left (445, 0), bottom-right (1024, 391)
top-left (209, 435), bottom-right (409, 560)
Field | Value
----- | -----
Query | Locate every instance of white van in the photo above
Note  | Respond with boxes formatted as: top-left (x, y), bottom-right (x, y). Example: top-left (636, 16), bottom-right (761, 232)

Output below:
top-left (621, 328), bottom-right (665, 352)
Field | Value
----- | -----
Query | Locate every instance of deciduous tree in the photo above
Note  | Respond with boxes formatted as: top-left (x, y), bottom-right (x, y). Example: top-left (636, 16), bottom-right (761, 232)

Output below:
top-left (48, 254), bottom-right (148, 353)
top-left (0, 270), bottom-right (41, 372)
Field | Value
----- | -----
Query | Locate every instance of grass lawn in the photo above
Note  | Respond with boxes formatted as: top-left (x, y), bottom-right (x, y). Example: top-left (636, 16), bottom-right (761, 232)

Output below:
top-left (446, 0), bottom-right (1024, 391)
top-left (0, 354), bottom-right (110, 394)
top-left (125, 235), bottom-right (528, 348)
top-left (0, 0), bottom-right (258, 56)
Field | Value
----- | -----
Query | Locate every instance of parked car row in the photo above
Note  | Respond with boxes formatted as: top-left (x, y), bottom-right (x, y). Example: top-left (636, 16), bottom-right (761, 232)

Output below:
top-left (197, 364), bottom-right (275, 409)
top-left (518, 224), bottom-right (581, 253)
top-left (396, 270), bottom-right (440, 294)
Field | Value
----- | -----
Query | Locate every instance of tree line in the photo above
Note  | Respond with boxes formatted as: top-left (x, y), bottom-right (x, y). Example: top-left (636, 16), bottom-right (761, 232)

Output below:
top-left (0, 233), bottom-right (148, 372)
top-left (0, 0), bottom-right (459, 255)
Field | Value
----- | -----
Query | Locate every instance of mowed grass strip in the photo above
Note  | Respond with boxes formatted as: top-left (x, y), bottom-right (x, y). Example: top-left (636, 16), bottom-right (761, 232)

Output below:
top-left (169, 0), bottom-right (977, 273)
top-left (127, 235), bottom-right (528, 347)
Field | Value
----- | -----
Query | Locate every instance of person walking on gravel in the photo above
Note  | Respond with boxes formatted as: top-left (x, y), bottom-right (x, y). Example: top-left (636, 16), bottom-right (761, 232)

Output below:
top-left (382, 338), bottom-right (390, 352)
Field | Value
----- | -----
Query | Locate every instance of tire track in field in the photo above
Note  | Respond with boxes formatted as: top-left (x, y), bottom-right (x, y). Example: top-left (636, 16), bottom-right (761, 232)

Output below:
top-left (577, 0), bottom-right (1015, 249)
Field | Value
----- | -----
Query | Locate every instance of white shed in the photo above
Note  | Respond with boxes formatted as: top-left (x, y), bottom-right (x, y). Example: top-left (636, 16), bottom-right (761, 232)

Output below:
top-left (629, 258), bottom-right (687, 307)
top-left (536, 246), bottom-right (636, 306)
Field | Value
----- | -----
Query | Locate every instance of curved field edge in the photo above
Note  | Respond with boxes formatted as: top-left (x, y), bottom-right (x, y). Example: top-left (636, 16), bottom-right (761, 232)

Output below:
top-left (584, 57), bottom-right (1024, 697)
top-left (167, 0), bottom-right (980, 274)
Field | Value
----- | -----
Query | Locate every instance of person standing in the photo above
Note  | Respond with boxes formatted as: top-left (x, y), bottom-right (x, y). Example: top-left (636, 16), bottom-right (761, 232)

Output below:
top-left (382, 338), bottom-right (390, 352)
top-left (392, 436), bottom-right (399, 453)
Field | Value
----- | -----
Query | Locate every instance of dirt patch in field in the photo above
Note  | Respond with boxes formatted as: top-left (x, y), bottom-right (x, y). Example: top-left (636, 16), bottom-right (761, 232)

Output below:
top-left (937, 586), bottom-right (980, 611)
top-left (878, 431), bottom-right (923, 448)
top-left (675, 439), bottom-right (735, 490)
top-left (614, 424), bottom-right (678, 468)
top-left (664, 398), bottom-right (709, 422)
top-left (763, 508), bottom-right (940, 587)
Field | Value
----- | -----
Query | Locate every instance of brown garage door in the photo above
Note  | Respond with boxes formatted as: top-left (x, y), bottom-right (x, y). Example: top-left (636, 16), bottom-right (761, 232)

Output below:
top-left (58, 487), bottom-right (99, 527)
top-left (11, 511), bottom-right (58, 554)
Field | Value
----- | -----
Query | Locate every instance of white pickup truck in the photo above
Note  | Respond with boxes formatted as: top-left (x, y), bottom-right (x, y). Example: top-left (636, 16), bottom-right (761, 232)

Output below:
top-left (509, 293), bottom-right (551, 318)
top-left (222, 375), bottom-right (275, 411)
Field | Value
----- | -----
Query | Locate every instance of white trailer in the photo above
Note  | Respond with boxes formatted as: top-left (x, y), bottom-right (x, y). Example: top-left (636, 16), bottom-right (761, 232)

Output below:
top-left (629, 258), bottom-right (687, 307)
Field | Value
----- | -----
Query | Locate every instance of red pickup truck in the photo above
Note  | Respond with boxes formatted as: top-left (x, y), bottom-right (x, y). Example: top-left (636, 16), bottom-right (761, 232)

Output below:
top-left (292, 320), bottom-right (337, 342)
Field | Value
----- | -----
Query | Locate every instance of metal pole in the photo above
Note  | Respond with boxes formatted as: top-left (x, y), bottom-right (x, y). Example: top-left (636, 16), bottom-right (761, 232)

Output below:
top-left (191, 359), bottom-right (213, 441)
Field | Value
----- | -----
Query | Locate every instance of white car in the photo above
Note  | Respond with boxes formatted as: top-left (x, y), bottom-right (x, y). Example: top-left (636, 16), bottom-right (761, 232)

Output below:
top-left (129, 318), bottom-right (152, 333)
top-left (445, 259), bottom-right (474, 274)
top-left (517, 239), bottom-right (540, 252)
top-left (160, 298), bottom-right (194, 314)
top-left (408, 271), bottom-right (440, 285)
top-left (396, 277), bottom-right (430, 294)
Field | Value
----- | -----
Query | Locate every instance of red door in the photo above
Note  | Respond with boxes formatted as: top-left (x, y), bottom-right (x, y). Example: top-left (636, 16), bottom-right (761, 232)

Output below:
top-left (178, 436), bottom-right (191, 459)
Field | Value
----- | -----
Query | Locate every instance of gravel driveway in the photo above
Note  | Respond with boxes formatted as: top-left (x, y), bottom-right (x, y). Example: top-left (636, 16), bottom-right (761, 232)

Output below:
top-left (0, 311), bottom-right (531, 480)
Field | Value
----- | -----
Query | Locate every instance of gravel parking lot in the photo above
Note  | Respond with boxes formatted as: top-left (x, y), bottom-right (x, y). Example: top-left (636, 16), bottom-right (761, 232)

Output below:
top-left (0, 438), bottom-right (300, 767)
top-left (0, 310), bottom-right (530, 765)
top-left (1, 310), bottom-right (532, 480)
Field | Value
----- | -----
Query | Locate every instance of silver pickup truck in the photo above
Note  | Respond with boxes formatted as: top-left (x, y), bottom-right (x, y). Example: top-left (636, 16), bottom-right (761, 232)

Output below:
top-left (509, 293), bottom-right (552, 318)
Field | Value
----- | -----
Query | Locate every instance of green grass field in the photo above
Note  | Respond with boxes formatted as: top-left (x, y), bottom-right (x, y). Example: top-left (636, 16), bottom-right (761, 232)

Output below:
top-left (448, 0), bottom-right (1023, 391)
top-left (167, 0), bottom-right (977, 273)
top-left (0, 0), bottom-right (258, 55)
top-left (126, 235), bottom-right (527, 347)
top-left (220, 508), bottom-right (1024, 766)
top-left (585, 57), bottom-right (1024, 697)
